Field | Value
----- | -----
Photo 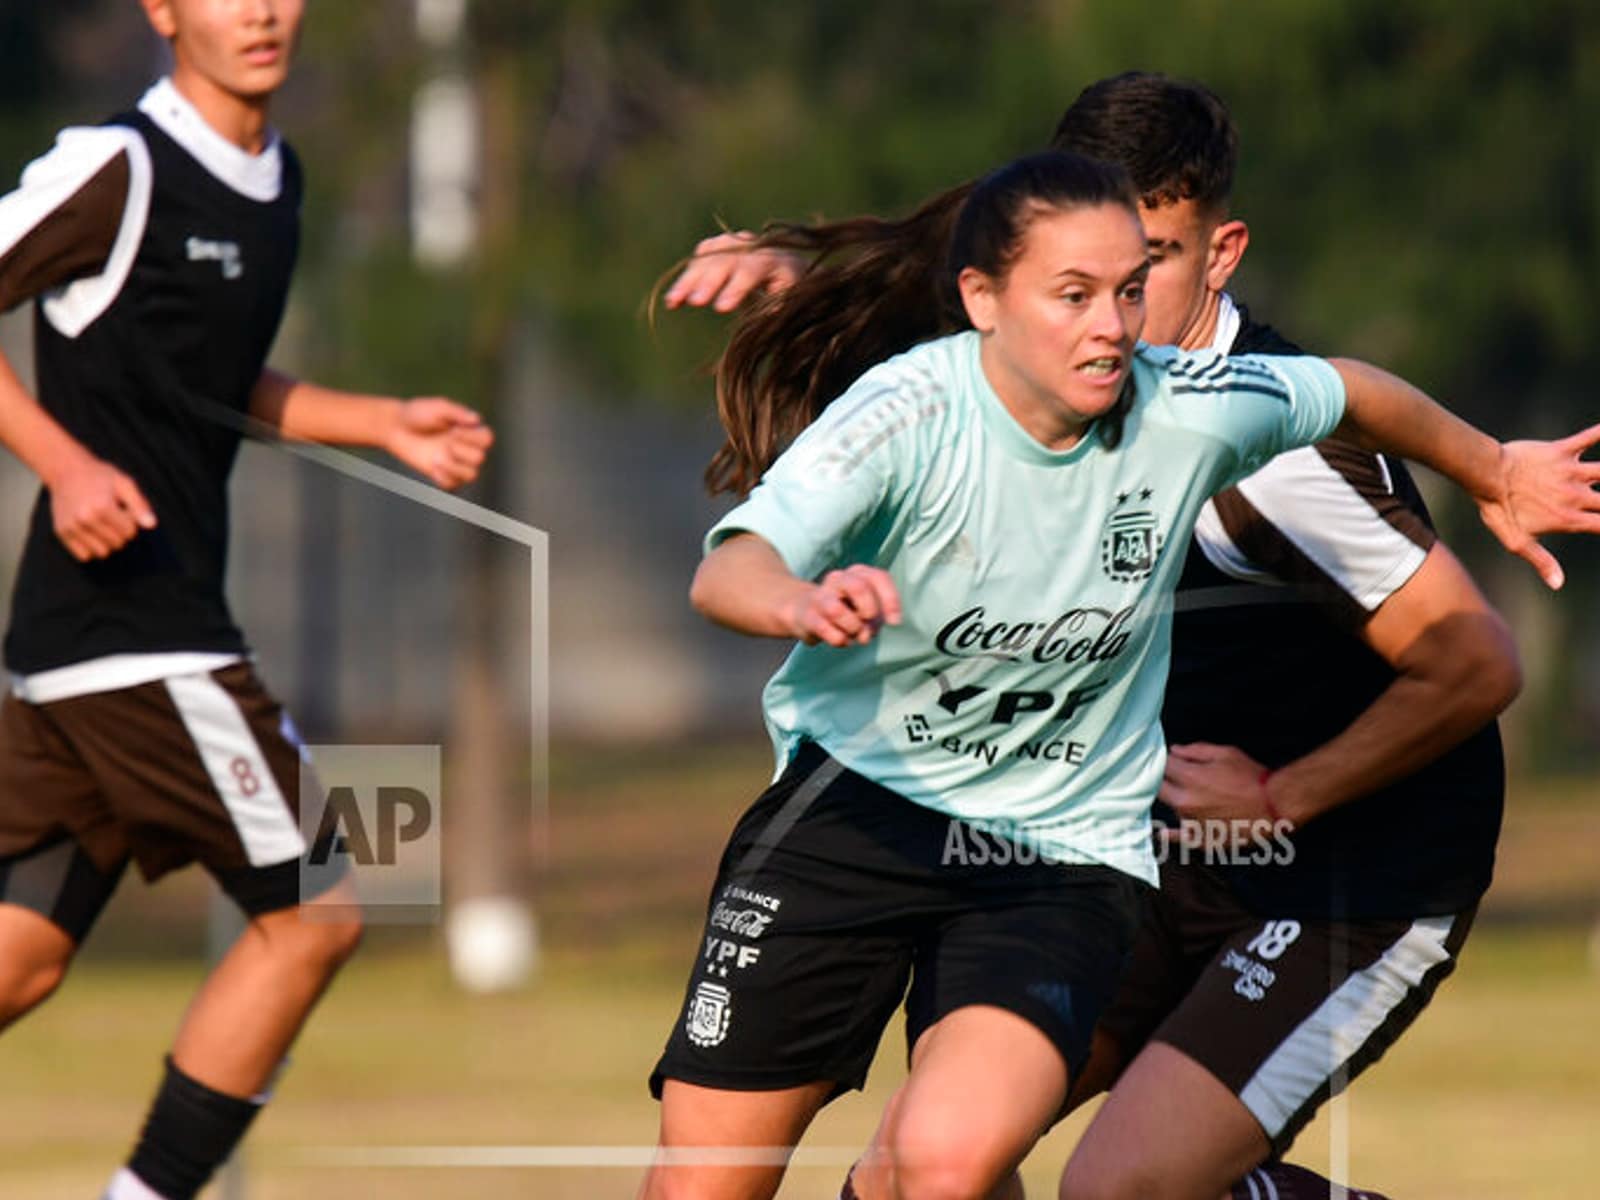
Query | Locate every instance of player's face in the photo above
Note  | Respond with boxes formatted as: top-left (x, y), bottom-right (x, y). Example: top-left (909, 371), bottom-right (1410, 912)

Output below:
top-left (145, 0), bottom-right (304, 103)
top-left (961, 202), bottom-right (1148, 450)
top-left (1138, 196), bottom-right (1245, 350)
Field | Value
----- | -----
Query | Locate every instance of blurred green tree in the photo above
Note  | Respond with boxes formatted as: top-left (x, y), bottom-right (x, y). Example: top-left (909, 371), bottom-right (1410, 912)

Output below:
top-left (4, 0), bottom-right (1596, 765)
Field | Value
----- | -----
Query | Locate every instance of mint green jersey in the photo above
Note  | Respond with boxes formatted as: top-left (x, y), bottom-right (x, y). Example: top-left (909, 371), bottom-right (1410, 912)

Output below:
top-left (708, 330), bottom-right (1345, 883)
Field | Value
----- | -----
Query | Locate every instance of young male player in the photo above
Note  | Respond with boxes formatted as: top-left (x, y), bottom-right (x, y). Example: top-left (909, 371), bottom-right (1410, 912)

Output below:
top-left (0, 3), bottom-right (491, 1198)
top-left (666, 72), bottom-right (1533, 1200)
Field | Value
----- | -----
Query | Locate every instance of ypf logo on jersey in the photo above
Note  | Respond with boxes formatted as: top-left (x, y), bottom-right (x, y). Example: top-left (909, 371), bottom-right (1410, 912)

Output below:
top-left (300, 745), bottom-right (441, 923)
top-left (1100, 488), bottom-right (1163, 583)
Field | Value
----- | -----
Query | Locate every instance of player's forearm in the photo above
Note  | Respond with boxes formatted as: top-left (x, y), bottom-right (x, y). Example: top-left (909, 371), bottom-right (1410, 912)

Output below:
top-left (249, 366), bottom-right (401, 448)
top-left (1330, 359), bottom-right (1502, 503)
top-left (0, 350), bottom-right (101, 486)
top-left (1269, 614), bottom-right (1519, 825)
top-left (690, 534), bottom-right (814, 639)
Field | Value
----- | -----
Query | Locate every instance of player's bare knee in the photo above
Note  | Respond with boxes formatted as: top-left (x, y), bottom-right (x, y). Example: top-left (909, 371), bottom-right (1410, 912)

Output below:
top-left (886, 1131), bottom-right (1004, 1200)
top-left (298, 909), bottom-right (363, 971)
top-left (890, 1159), bottom-right (996, 1200)
top-left (0, 955), bottom-right (68, 1026)
top-left (257, 906), bottom-right (363, 975)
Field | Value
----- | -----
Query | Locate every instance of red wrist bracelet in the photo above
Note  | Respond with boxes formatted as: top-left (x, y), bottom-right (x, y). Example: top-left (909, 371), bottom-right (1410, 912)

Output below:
top-left (1257, 767), bottom-right (1284, 824)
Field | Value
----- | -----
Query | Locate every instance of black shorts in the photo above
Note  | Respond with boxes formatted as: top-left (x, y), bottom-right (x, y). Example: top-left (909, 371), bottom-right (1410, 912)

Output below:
top-left (1096, 857), bottom-right (1475, 1155)
top-left (650, 742), bottom-right (1149, 1102)
top-left (0, 662), bottom-right (346, 940)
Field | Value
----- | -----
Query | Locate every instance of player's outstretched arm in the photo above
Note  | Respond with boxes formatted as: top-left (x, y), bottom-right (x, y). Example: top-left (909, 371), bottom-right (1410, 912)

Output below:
top-left (662, 231), bottom-right (807, 312)
top-left (1161, 542), bottom-right (1520, 830)
top-left (0, 348), bottom-right (156, 560)
top-left (249, 367), bottom-right (493, 490)
top-left (1330, 358), bottom-right (1600, 589)
top-left (690, 532), bottom-right (901, 647)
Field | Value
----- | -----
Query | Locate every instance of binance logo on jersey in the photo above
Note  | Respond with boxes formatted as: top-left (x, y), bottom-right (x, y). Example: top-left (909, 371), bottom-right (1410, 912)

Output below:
top-left (186, 236), bottom-right (243, 279)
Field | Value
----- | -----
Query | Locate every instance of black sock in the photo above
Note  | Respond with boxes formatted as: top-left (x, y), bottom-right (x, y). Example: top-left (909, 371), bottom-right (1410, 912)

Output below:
top-left (126, 1057), bottom-right (263, 1200)
top-left (1232, 1161), bottom-right (1393, 1200)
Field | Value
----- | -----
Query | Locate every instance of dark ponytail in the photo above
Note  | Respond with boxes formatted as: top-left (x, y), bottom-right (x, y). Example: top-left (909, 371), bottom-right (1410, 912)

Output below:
top-left (706, 182), bottom-right (973, 495)
top-left (708, 152), bottom-right (1140, 495)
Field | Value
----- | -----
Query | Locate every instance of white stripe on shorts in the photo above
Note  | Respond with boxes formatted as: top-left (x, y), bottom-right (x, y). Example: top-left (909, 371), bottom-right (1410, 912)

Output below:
top-left (165, 672), bottom-right (307, 867)
top-left (1239, 914), bottom-right (1454, 1137)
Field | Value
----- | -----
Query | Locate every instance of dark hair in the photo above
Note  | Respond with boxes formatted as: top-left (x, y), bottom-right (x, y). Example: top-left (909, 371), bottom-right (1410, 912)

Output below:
top-left (1050, 71), bottom-right (1237, 213)
top-left (707, 151), bottom-right (1138, 494)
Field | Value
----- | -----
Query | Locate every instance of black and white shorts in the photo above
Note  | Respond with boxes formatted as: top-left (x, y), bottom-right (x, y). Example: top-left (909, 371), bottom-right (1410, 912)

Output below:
top-left (650, 742), bottom-right (1149, 1102)
top-left (0, 661), bottom-right (345, 940)
top-left (1096, 857), bottom-right (1475, 1155)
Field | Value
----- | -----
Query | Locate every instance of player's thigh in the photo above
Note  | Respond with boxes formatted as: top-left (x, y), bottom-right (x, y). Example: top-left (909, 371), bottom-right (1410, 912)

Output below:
top-left (642, 1079), bottom-right (835, 1200)
top-left (1059, 1040), bottom-right (1265, 1200)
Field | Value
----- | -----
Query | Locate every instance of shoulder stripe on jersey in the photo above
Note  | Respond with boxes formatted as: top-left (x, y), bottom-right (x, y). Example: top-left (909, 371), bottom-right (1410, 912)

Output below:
top-left (1231, 359), bottom-right (1284, 382)
top-left (1314, 438), bottom-right (1433, 551)
top-left (800, 359), bottom-right (951, 478)
top-left (1171, 381), bottom-right (1290, 403)
top-left (39, 126), bottom-right (152, 339)
top-left (825, 375), bottom-right (919, 433)
top-left (1169, 355), bottom-right (1230, 383)
top-left (811, 398), bottom-right (951, 479)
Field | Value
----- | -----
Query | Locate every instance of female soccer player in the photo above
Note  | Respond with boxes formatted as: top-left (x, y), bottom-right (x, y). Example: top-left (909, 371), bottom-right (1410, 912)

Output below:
top-left (665, 72), bottom-right (1582, 1199)
top-left (641, 150), bottom-right (1599, 1200)
top-left (0, 3), bottom-right (490, 1198)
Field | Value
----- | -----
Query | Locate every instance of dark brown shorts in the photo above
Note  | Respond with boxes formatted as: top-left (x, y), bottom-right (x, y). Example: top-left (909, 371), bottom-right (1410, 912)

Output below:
top-left (1096, 858), bottom-right (1474, 1155)
top-left (0, 662), bottom-right (340, 932)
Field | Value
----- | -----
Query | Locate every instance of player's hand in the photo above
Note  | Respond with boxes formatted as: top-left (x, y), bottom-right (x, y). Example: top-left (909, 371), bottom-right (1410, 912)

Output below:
top-left (1158, 742), bottom-right (1289, 849)
top-left (1477, 423), bottom-right (1600, 590)
top-left (663, 231), bottom-right (807, 312)
top-left (781, 564), bottom-right (902, 647)
top-left (45, 452), bottom-right (157, 561)
top-left (385, 397), bottom-right (494, 490)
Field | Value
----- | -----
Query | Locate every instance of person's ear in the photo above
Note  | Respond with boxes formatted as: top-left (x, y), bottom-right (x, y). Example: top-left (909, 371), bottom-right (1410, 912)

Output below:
top-left (1205, 219), bottom-right (1249, 292)
top-left (958, 266), bottom-right (999, 333)
top-left (140, 0), bottom-right (178, 40)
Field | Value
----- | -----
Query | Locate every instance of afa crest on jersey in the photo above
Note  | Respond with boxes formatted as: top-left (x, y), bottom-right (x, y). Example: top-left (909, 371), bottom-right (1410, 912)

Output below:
top-left (686, 981), bottom-right (733, 1047)
top-left (1100, 489), bottom-right (1163, 583)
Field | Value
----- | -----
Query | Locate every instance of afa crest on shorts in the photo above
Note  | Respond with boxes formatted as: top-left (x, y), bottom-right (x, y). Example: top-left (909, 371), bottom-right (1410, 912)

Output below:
top-left (687, 980), bottom-right (733, 1047)
top-left (1100, 488), bottom-right (1162, 583)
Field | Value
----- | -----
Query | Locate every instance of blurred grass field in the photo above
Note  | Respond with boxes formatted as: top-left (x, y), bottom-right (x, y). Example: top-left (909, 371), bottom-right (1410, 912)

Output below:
top-left (2, 742), bottom-right (1596, 1199)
